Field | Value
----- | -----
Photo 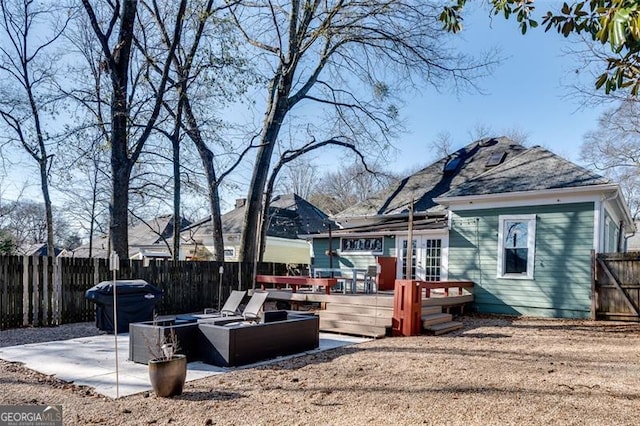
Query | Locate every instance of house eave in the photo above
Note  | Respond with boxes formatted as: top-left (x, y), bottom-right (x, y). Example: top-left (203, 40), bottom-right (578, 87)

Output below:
top-left (435, 184), bottom-right (635, 230)
top-left (434, 184), bottom-right (620, 206)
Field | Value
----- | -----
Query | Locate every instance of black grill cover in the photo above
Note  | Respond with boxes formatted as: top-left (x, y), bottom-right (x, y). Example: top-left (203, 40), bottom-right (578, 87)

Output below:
top-left (85, 279), bottom-right (163, 333)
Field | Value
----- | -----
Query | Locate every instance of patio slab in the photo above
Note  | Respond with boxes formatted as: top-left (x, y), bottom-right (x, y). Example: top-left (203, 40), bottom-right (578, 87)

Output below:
top-left (0, 332), bottom-right (368, 398)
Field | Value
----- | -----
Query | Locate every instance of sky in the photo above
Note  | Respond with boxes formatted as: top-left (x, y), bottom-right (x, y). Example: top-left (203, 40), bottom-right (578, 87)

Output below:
top-left (378, 2), bottom-right (610, 174)
top-left (1, 2), bottom-right (618, 213)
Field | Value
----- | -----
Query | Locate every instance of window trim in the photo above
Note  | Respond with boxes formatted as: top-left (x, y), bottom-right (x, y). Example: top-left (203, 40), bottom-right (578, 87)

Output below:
top-left (497, 214), bottom-right (536, 280)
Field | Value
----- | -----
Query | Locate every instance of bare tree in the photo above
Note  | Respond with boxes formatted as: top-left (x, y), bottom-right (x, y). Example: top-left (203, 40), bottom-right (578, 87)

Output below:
top-left (229, 1), bottom-right (495, 265)
top-left (430, 132), bottom-right (454, 160)
top-left (55, 134), bottom-right (111, 257)
top-left (140, 0), bottom-right (256, 261)
top-left (581, 99), bottom-right (640, 218)
top-left (258, 139), bottom-right (375, 261)
top-left (79, 0), bottom-right (187, 258)
top-left (0, 200), bottom-right (79, 253)
top-left (277, 156), bottom-right (320, 199)
top-left (0, 0), bottom-right (72, 256)
top-left (310, 161), bottom-right (399, 216)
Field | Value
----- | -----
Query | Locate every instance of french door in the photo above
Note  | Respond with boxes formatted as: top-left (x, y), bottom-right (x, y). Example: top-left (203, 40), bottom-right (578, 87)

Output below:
top-left (398, 236), bottom-right (443, 281)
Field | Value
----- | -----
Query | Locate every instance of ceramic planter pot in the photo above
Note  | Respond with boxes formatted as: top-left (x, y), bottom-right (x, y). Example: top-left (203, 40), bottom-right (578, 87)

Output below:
top-left (148, 354), bottom-right (187, 397)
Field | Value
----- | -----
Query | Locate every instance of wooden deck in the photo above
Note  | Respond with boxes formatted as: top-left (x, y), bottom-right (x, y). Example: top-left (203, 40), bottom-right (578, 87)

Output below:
top-left (251, 287), bottom-right (473, 338)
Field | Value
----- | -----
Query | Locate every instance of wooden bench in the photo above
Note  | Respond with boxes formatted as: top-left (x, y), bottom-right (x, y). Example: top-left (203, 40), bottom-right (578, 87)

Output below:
top-left (420, 281), bottom-right (474, 297)
top-left (256, 275), bottom-right (338, 295)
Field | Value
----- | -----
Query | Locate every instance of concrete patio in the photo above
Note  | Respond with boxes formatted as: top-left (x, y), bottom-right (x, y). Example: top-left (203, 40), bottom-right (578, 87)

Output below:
top-left (0, 332), bottom-right (369, 398)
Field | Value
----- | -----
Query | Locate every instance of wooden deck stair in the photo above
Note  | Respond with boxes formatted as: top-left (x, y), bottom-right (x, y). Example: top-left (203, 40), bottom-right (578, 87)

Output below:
top-left (318, 299), bottom-right (465, 338)
top-left (422, 310), bottom-right (464, 335)
top-left (318, 295), bottom-right (395, 338)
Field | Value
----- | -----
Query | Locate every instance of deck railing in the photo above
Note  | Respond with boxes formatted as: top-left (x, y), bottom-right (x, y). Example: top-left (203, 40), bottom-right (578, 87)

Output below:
top-left (419, 281), bottom-right (474, 298)
top-left (392, 279), bottom-right (474, 336)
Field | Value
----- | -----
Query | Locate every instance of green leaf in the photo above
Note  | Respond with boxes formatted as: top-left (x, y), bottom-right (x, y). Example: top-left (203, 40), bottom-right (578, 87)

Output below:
top-left (562, 20), bottom-right (574, 36)
top-left (595, 73), bottom-right (608, 90)
top-left (609, 20), bottom-right (626, 51)
top-left (617, 69), bottom-right (624, 88)
top-left (605, 79), bottom-right (613, 94)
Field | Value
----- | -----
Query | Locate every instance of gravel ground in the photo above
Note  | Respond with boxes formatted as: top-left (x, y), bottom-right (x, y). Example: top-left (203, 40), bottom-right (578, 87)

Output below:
top-left (0, 322), bottom-right (102, 348)
top-left (1, 315), bottom-right (640, 425)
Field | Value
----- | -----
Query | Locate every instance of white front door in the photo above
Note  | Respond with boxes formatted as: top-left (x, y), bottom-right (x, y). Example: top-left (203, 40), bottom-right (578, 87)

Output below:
top-left (398, 236), bottom-right (445, 281)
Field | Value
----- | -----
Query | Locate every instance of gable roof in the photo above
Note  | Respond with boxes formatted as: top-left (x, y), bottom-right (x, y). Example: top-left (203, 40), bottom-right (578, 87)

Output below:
top-left (17, 243), bottom-right (64, 257)
top-left (336, 137), bottom-right (527, 218)
top-left (73, 215), bottom-right (191, 258)
top-left (127, 215), bottom-right (191, 246)
top-left (439, 145), bottom-right (610, 198)
top-left (183, 193), bottom-right (333, 241)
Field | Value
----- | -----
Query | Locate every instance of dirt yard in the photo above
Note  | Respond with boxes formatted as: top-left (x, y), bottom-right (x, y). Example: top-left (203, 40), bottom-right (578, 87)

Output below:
top-left (1, 315), bottom-right (639, 425)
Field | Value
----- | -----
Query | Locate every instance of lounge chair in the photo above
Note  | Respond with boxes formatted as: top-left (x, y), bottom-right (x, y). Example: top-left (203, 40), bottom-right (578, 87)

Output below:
top-left (240, 291), bottom-right (269, 321)
top-left (203, 290), bottom-right (246, 317)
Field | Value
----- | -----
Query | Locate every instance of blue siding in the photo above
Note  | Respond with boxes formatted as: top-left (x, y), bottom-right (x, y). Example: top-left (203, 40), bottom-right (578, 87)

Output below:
top-left (311, 236), bottom-right (396, 270)
top-left (448, 203), bottom-right (595, 318)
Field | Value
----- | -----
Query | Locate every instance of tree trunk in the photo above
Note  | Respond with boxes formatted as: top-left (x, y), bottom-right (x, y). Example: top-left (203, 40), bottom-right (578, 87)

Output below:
top-left (110, 160), bottom-right (131, 258)
top-left (39, 157), bottom-right (55, 258)
top-left (109, 87), bottom-right (132, 258)
top-left (88, 160), bottom-right (99, 258)
top-left (172, 135), bottom-right (180, 261)
top-left (183, 99), bottom-right (224, 261)
top-left (106, 0), bottom-right (138, 259)
top-left (239, 80), bottom-right (290, 265)
top-left (195, 145), bottom-right (225, 262)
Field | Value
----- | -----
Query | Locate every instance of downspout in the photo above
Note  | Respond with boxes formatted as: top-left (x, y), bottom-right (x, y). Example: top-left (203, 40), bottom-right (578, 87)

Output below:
top-left (617, 220), bottom-right (624, 253)
top-left (623, 223), bottom-right (637, 252)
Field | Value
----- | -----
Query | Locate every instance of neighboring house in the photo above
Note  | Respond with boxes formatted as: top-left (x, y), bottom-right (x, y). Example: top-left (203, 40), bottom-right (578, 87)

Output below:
top-left (17, 243), bottom-right (65, 257)
top-left (310, 137), bottom-right (634, 319)
top-left (73, 215), bottom-right (191, 258)
top-left (180, 193), bottom-right (332, 264)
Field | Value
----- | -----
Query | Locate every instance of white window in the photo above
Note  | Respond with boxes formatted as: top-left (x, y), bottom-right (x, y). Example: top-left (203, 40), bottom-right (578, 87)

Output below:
top-left (497, 215), bottom-right (536, 279)
top-left (604, 216), bottom-right (619, 253)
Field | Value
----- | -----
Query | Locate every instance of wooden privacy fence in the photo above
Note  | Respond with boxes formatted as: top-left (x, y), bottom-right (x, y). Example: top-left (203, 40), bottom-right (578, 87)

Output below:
top-left (593, 252), bottom-right (640, 321)
top-left (0, 255), bottom-right (294, 330)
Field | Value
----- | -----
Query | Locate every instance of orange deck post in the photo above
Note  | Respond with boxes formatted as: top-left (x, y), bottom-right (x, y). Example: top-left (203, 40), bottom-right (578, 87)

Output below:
top-left (392, 279), bottom-right (422, 336)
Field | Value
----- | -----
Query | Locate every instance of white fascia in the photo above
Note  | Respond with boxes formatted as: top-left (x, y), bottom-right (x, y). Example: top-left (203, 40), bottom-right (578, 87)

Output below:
top-left (434, 185), bottom-right (620, 212)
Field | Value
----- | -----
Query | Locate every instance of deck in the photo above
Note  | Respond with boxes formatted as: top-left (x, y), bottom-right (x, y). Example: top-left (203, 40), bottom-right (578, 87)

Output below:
top-left (251, 285), bottom-right (473, 338)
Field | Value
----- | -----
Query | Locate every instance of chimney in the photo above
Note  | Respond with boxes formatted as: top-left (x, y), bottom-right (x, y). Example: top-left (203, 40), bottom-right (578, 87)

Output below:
top-left (235, 198), bottom-right (247, 209)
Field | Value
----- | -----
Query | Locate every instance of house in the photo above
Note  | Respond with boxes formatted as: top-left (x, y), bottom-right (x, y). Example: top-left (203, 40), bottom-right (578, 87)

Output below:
top-left (72, 215), bottom-right (191, 258)
top-left (17, 243), bottom-right (66, 257)
top-left (310, 137), bottom-right (634, 318)
top-left (179, 193), bottom-right (333, 263)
